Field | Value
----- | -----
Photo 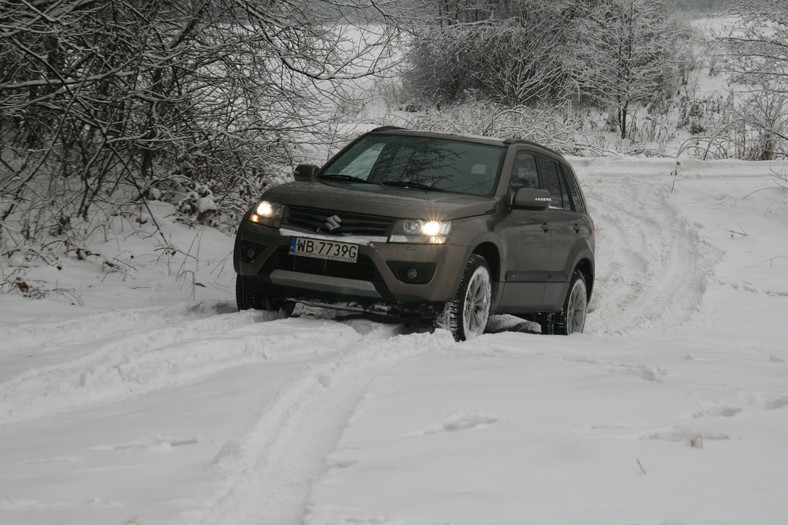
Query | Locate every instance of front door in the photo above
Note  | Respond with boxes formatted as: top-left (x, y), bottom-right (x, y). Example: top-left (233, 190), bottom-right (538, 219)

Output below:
top-left (497, 152), bottom-right (551, 312)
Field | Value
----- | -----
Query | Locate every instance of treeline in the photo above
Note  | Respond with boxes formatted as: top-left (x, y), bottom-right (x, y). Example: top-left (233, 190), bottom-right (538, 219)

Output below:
top-left (400, 0), bottom-right (788, 160)
top-left (1, 0), bottom-right (399, 254)
top-left (671, 0), bottom-right (738, 11)
top-left (403, 0), bottom-right (688, 140)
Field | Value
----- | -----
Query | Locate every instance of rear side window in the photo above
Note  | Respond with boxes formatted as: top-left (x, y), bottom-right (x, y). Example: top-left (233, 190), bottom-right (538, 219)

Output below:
top-left (560, 164), bottom-right (586, 214)
top-left (536, 156), bottom-right (571, 210)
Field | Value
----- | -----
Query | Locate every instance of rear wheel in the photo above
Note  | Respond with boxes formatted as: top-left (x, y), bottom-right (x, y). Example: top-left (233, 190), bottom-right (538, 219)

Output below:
top-left (552, 270), bottom-right (588, 335)
top-left (437, 255), bottom-right (492, 341)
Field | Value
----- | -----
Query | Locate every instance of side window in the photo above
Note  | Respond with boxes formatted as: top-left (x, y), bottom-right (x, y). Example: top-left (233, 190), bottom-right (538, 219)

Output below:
top-left (511, 152), bottom-right (539, 190)
top-left (560, 164), bottom-right (586, 213)
top-left (536, 156), bottom-right (566, 209)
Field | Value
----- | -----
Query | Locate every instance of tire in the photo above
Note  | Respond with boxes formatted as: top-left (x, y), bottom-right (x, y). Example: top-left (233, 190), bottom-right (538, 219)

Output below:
top-left (236, 274), bottom-right (261, 311)
top-left (537, 313), bottom-right (555, 335)
top-left (437, 255), bottom-right (492, 342)
top-left (235, 275), bottom-right (295, 316)
top-left (552, 270), bottom-right (588, 335)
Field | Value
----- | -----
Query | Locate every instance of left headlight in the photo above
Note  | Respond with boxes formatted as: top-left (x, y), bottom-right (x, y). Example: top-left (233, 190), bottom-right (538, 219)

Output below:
top-left (249, 200), bottom-right (284, 228)
top-left (389, 219), bottom-right (452, 244)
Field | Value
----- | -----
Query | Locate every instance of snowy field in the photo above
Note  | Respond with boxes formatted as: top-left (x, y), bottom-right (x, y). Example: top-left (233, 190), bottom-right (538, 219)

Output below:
top-left (1, 156), bottom-right (787, 525)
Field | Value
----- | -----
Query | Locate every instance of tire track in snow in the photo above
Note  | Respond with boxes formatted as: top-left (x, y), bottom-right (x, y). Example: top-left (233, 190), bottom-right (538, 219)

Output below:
top-left (575, 158), bottom-right (717, 335)
top-left (0, 310), bottom-right (366, 426)
top-left (0, 301), bottom-right (236, 353)
top-left (184, 329), bottom-right (455, 525)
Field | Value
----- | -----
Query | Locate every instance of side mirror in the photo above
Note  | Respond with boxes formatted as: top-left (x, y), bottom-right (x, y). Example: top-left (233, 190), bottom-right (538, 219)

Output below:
top-left (294, 164), bottom-right (319, 181)
top-left (513, 188), bottom-right (551, 210)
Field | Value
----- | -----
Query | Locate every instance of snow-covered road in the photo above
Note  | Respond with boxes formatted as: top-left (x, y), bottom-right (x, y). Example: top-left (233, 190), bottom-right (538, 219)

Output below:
top-left (1, 158), bottom-right (787, 525)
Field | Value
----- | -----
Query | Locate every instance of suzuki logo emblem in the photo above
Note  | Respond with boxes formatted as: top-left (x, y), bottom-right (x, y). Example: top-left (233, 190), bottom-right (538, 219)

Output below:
top-left (324, 215), bottom-right (342, 231)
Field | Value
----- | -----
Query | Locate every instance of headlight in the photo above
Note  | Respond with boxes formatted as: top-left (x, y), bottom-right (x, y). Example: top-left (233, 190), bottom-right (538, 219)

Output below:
top-left (389, 219), bottom-right (451, 244)
top-left (249, 200), bottom-right (284, 228)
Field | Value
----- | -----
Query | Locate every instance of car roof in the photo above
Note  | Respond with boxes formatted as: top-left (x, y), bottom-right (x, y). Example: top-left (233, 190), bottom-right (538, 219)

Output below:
top-left (368, 126), bottom-right (568, 161)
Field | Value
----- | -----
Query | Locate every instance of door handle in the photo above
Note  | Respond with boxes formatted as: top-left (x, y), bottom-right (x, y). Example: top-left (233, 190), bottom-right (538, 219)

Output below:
top-left (574, 223), bottom-right (582, 233)
top-left (541, 222), bottom-right (551, 233)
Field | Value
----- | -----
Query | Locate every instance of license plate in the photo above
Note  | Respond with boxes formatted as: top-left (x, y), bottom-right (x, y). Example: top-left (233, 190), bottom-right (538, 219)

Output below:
top-left (289, 236), bottom-right (359, 263)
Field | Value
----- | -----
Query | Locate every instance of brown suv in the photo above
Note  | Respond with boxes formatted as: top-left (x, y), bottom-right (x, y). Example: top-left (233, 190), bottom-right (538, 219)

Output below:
top-left (233, 128), bottom-right (595, 340)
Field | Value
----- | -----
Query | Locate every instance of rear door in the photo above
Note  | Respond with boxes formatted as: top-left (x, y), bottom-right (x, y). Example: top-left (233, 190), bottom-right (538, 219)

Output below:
top-left (537, 155), bottom-right (588, 309)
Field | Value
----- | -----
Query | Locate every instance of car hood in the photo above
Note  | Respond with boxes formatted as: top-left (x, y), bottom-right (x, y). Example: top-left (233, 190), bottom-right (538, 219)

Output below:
top-left (262, 180), bottom-right (497, 220)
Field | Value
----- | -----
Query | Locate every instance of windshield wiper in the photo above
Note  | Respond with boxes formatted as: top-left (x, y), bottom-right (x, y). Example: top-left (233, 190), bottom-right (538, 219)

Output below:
top-left (318, 173), bottom-right (372, 183)
top-left (381, 180), bottom-right (451, 192)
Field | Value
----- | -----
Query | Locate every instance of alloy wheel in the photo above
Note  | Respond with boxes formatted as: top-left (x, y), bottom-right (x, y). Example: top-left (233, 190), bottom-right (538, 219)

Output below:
top-left (463, 266), bottom-right (492, 338)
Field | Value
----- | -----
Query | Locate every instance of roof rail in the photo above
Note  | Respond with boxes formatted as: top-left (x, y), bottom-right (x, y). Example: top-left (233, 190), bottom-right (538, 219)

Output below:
top-left (370, 126), bottom-right (405, 133)
top-left (503, 137), bottom-right (563, 156)
top-left (504, 137), bottom-right (540, 146)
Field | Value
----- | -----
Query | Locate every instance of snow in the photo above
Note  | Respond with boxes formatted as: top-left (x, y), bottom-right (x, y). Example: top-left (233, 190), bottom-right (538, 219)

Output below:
top-left (1, 157), bottom-right (788, 525)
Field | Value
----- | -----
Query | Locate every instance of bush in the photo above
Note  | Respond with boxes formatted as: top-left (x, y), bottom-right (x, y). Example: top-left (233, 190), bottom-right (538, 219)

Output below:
top-left (404, 6), bottom-right (572, 107)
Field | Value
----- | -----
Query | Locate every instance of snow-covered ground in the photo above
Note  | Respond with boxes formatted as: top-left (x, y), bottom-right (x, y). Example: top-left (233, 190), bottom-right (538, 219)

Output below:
top-left (1, 156), bottom-right (787, 525)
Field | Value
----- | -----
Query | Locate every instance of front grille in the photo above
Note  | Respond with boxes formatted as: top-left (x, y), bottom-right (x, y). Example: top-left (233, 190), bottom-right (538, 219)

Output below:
top-left (283, 205), bottom-right (395, 236)
top-left (271, 247), bottom-right (379, 281)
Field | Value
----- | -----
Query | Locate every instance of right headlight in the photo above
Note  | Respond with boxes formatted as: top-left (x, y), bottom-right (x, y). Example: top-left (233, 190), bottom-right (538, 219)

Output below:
top-left (389, 219), bottom-right (452, 244)
top-left (249, 200), bottom-right (284, 228)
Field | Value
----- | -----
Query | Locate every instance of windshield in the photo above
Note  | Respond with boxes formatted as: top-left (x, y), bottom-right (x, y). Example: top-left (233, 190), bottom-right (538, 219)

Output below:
top-left (321, 135), bottom-right (505, 196)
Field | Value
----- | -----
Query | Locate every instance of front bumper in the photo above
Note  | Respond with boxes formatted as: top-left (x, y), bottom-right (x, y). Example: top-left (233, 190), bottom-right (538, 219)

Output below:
top-left (235, 223), bottom-right (468, 313)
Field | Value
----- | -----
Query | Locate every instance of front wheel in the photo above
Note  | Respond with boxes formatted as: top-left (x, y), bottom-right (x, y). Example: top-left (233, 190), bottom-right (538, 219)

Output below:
top-left (236, 274), bottom-right (262, 311)
top-left (235, 275), bottom-right (294, 316)
top-left (436, 255), bottom-right (492, 342)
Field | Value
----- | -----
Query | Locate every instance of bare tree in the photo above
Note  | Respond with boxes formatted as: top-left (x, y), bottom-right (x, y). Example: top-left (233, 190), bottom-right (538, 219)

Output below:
top-left (1, 0), bottom-right (402, 255)
top-left (571, 0), bottom-right (685, 139)
top-left (476, 13), bottom-right (573, 106)
top-left (403, 0), bottom-right (576, 106)
top-left (716, 0), bottom-right (788, 159)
